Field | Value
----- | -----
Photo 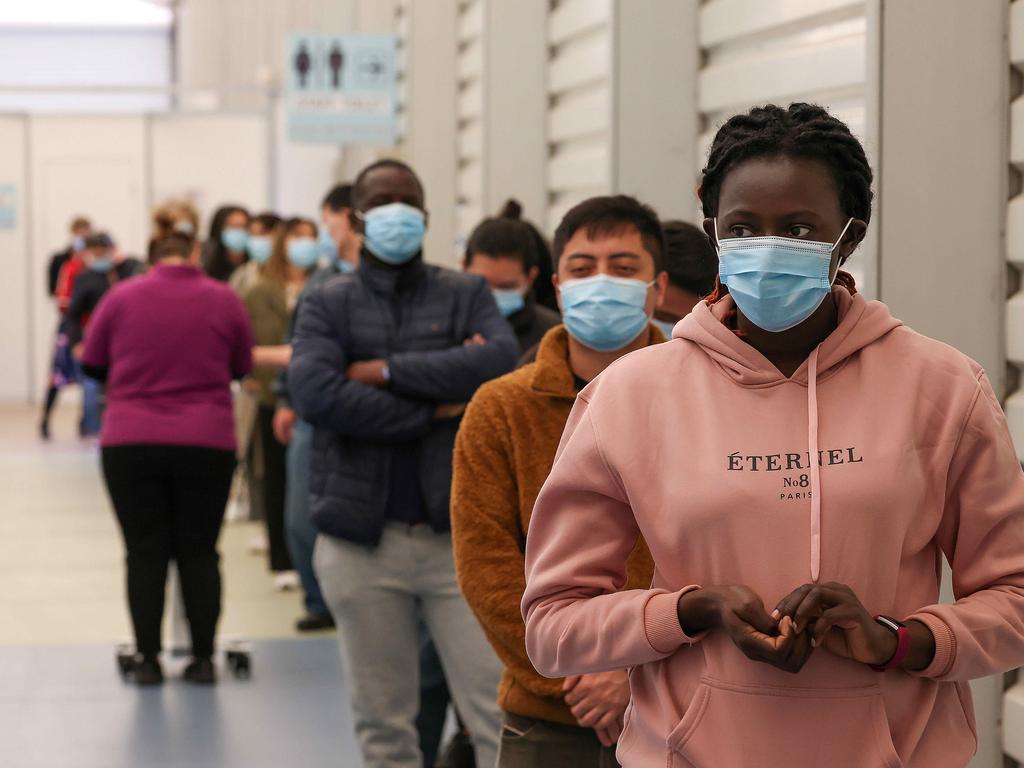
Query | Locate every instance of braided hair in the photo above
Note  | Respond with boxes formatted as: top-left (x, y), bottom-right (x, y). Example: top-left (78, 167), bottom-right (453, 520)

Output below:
top-left (699, 103), bottom-right (872, 302)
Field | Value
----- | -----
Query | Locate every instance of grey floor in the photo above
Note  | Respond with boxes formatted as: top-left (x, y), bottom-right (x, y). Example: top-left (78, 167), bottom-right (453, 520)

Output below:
top-left (0, 638), bottom-right (361, 768)
top-left (0, 405), bottom-right (364, 767)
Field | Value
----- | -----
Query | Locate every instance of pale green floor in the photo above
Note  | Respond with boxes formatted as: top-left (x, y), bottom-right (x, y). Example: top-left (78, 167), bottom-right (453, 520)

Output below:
top-left (0, 404), bottom-right (311, 647)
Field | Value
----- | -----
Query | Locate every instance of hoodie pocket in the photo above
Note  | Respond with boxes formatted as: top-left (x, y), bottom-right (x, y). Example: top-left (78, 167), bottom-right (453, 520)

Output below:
top-left (668, 677), bottom-right (902, 768)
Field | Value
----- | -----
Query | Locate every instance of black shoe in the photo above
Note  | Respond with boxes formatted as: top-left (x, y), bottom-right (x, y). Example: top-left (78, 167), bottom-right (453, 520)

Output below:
top-left (39, 420), bottom-right (50, 441)
top-left (435, 730), bottom-right (475, 768)
top-left (132, 654), bottom-right (164, 686)
top-left (295, 611), bottom-right (335, 632)
top-left (183, 657), bottom-right (216, 685)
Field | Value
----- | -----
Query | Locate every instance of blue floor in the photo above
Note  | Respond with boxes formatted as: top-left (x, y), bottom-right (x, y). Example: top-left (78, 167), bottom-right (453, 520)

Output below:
top-left (0, 638), bottom-right (362, 768)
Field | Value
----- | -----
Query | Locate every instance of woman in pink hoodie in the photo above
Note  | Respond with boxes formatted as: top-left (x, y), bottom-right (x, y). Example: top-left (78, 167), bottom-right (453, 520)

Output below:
top-left (522, 102), bottom-right (1024, 767)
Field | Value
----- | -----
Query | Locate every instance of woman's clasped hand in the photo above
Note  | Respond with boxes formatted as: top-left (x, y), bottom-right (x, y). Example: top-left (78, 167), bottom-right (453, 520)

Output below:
top-left (676, 583), bottom-right (913, 673)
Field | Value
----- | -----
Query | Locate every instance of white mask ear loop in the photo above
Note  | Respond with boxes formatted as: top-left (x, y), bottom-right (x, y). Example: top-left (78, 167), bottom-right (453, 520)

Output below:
top-left (829, 217), bottom-right (855, 284)
top-left (831, 217), bottom-right (854, 253)
top-left (712, 217), bottom-right (721, 252)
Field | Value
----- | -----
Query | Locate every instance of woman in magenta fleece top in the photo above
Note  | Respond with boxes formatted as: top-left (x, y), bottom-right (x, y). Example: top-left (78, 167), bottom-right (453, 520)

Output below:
top-left (82, 233), bottom-right (253, 686)
top-left (522, 103), bottom-right (1024, 767)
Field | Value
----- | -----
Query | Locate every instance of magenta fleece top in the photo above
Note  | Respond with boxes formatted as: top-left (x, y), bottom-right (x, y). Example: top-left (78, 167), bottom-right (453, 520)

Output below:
top-left (82, 264), bottom-right (253, 450)
top-left (523, 288), bottom-right (1024, 767)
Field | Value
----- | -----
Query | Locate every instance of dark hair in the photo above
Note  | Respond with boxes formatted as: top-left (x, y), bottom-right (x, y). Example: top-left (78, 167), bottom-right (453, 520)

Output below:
top-left (699, 102), bottom-right (873, 224)
top-left (149, 233), bottom-right (195, 263)
top-left (252, 212), bottom-right (282, 232)
top-left (202, 204), bottom-right (250, 281)
top-left (551, 195), bottom-right (664, 272)
top-left (661, 220), bottom-right (718, 297)
top-left (352, 159), bottom-right (424, 210)
top-left (264, 216), bottom-right (318, 286)
top-left (463, 199), bottom-right (539, 272)
top-left (322, 183), bottom-right (354, 212)
top-left (84, 232), bottom-right (113, 249)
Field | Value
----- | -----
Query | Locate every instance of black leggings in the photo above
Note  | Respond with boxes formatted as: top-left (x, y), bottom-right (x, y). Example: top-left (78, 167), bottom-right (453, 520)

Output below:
top-left (257, 405), bottom-right (292, 572)
top-left (102, 445), bottom-right (235, 657)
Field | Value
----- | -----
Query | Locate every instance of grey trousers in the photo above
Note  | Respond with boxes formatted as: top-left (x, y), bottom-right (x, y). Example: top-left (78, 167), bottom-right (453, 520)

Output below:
top-left (314, 524), bottom-right (503, 768)
top-left (497, 713), bottom-right (620, 768)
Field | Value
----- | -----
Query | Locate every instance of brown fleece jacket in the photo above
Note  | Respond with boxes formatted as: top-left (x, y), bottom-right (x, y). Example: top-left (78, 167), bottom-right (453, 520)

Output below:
top-left (452, 324), bottom-right (659, 726)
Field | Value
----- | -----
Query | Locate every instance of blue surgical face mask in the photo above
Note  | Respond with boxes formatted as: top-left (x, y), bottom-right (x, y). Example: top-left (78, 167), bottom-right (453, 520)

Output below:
top-left (360, 203), bottom-right (426, 265)
top-left (246, 235), bottom-right (273, 264)
top-left (221, 227), bottom-right (249, 253)
top-left (72, 237), bottom-right (86, 252)
top-left (716, 218), bottom-right (853, 333)
top-left (286, 237), bottom-right (319, 269)
top-left (335, 259), bottom-right (355, 274)
top-left (560, 274), bottom-right (653, 352)
top-left (173, 219), bottom-right (195, 236)
top-left (90, 256), bottom-right (113, 273)
top-left (652, 318), bottom-right (677, 339)
top-left (319, 227), bottom-right (338, 260)
top-left (493, 288), bottom-right (525, 318)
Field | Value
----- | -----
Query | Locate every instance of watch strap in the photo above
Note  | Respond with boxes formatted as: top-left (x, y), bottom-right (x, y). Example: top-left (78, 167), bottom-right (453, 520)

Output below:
top-left (871, 615), bottom-right (910, 671)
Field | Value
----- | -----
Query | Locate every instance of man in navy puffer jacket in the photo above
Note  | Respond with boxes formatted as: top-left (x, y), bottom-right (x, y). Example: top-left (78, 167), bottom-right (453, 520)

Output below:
top-left (290, 159), bottom-right (516, 768)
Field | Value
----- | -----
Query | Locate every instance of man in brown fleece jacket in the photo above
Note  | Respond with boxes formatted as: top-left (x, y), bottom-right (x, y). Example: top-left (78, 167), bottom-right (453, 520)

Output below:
top-left (452, 196), bottom-right (668, 767)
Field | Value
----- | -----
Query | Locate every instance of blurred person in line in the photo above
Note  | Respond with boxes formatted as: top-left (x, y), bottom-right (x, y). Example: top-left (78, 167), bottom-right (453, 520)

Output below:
top-left (232, 212), bottom-right (283, 296)
top-left (452, 196), bottom-right (665, 767)
top-left (47, 215), bottom-right (90, 300)
top-left (202, 204), bottom-right (250, 283)
top-left (40, 216), bottom-right (91, 439)
top-left (650, 219), bottom-right (718, 339)
top-left (521, 103), bottom-right (1024, 767)
top-left (289, 159), bottom-right (516, 768)
top-left (81, 231), bottom-right (253, 686)
top-left (463, 199), bottom-right (560, 355)
top-left (65, 233), bottom-right (144, 437)
top-left (243, 216), bottom-right (320, 590)
top-left (272, 184), bottom-right (359, 632)
top-left (148, 200), bottom-right (201, 264)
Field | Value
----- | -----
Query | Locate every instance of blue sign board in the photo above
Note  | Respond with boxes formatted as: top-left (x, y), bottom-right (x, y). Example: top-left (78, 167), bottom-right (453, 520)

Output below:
top-left (286, 34), bottom-right (398, 145)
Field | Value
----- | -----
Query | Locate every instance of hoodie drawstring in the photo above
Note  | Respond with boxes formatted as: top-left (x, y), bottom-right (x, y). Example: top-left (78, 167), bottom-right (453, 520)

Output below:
top-left (807, 346), bottom-right (822, 583)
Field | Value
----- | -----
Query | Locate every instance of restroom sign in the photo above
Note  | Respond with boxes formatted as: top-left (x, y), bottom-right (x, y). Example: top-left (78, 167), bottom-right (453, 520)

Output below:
top-left (286, 34), bottom-right (397, 145)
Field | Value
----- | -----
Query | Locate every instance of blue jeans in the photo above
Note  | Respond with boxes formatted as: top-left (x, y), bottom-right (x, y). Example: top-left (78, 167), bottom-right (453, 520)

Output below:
top-left (77, 360), bottom-right (102, 437)
top-left (285, 420), bottom-right (327, 615)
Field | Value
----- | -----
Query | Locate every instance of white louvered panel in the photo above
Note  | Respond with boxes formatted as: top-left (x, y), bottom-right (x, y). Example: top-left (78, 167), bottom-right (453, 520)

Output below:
top-left (458, 0), bottom-right (483, 43)
top-left (456, 0), bottom-right (485, 240)
top-left (1006, 681), bottom-right (1024, 761)
top-left (697, 0), bottom-right (868, 150)
top-left (394, 0), bottom-right (410, 147)
top-left (700, 0), bottom-right (863, 47)
top-left (458, 161), bottom-right (483, 205)
top-left (460, 119), bottom-right (483, 163)
top-left (458, 79), bottom-right (483, 123)
top-left (458, 35), bottom-right (483, 81)
top-left (548, 83), bottom-right (610, 144)
top-left (1006, 0), bottom-right (1024, 468)
top-left (546, 0), bottom-right (613, 233)
top-left (457, 203), bottom-right (484, 245)
top-left (548, 0), bottom-right (612, 46)
top-left (548, 29), bottom-right (612, 96)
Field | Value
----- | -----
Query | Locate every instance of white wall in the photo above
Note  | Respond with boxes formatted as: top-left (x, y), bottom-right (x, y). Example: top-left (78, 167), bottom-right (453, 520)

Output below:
top-left (0, 28), bottom-right (170, 113)
top-left (149, 113), bottom-right (270, 232)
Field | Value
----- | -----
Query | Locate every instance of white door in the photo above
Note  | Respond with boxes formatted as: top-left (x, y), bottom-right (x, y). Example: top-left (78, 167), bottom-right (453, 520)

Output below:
top-left (29, 115), bottom-right (148, 401)
top-left (0, 115), bottom-right (30, 402)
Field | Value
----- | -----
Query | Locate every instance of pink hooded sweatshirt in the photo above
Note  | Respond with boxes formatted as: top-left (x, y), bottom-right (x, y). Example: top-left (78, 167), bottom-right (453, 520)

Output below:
top-left (522, 288), bottom-right (1024, 767)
